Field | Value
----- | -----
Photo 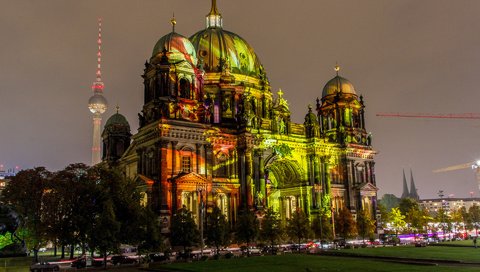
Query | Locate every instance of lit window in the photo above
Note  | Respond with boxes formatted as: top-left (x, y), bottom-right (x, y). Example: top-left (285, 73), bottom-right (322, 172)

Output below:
top-left (214, 104), bottom-right (220, 123)
top-left (181, 156), bottom-right (191, 173)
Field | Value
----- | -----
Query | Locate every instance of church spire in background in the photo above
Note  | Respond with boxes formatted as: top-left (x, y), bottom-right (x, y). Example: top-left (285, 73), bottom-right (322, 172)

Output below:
top-left (401, 169), bottom-right (409, 199)
top-left (409, 169), bottom-right (420, 200)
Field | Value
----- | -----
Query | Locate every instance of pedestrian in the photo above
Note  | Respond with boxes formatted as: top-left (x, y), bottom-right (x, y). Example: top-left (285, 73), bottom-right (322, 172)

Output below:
top-left (474, 237), bottom-right (477, 249)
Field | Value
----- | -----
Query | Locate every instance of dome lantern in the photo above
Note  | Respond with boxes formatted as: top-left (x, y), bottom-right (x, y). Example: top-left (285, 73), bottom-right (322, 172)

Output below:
top-left (206, 0), bottom-right (223, 28)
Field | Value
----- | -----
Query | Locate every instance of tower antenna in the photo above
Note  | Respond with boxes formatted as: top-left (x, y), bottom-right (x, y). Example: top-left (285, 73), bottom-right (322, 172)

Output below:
top-left (88, 18), bottom-right (108, 165)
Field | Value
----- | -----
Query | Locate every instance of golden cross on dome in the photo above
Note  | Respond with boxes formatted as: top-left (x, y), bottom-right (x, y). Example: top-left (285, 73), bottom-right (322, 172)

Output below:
top-left (116, 105), bottom-right (120, 114)
top-left (170, 13), bottom-right (177, 32)
top-left (278, 89), bottom-right (284, 98)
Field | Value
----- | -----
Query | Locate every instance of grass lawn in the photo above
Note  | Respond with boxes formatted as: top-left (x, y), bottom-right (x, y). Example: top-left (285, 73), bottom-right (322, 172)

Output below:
top-left (0, 257), bottom-right (31, 272)
top-left (435, 239), bottom-right (475, 247)
top-left (150, 254), bottom-right (480, 272)
top-left (335, 244), bottom-right (480, 262)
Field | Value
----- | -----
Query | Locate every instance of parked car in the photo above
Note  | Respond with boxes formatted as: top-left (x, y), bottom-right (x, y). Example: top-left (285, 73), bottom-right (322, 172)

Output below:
top-left (111, 255), bottom-right (137, 265)
top-left (30, 262), bottom-right (59, 272)
top-left (149, 252), bottom-right (168, 262)
top-left (71, 256), bottom-right (104, 268)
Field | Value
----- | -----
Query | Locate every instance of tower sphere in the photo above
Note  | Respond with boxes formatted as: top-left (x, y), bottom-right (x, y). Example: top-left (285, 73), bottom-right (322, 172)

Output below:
top-left (88, 93), bottom-right (108, 114)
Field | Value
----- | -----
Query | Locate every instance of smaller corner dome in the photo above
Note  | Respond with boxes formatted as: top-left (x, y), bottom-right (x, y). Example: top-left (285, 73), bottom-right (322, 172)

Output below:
top-left (322, 76), bottom-right (356, 97)
top-left (151, 32), bottom-right (197, 66)
top-left (105, 113), bottom-right (130, 130)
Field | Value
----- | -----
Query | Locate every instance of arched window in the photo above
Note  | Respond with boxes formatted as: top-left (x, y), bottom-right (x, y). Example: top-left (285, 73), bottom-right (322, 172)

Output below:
top-left (216, 193), bottom-right (229, 220)
top-left (179, 146), bottom-right (194, 173)
top-left (214, 153), bottom-right (229, 177)
top-left (182, 191), bottom-right (196, 214)
top-left (285, 196), bottom-right (296, 219)
top-left (179, 78), bottom-right (191, 99)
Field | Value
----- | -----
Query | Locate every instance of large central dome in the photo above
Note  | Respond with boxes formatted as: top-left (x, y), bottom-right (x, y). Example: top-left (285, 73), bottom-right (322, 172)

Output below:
top-left (189, 0), bottom-right (263, 79)
top-left (190, 28), bottom-right (262, 77)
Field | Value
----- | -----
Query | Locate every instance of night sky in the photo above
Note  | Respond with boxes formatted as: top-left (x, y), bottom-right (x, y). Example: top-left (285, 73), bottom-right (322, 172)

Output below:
top-left (2, 0), bottom-right (480, 199)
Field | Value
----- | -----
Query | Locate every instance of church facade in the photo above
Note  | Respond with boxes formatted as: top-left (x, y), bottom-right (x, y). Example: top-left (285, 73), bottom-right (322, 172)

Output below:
top-left (102, 1), bottom-right (378, 232)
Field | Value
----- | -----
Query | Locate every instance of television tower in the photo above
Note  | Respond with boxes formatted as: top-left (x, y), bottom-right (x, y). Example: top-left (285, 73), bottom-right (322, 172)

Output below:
top-left (88, 18), bottom-right (107, 165)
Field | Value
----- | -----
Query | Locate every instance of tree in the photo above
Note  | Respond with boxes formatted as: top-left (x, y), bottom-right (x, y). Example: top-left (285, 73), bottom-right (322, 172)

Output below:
top-left (469, 205), bottom-right (480, 237)
top-left (104, 171), bottom-right (144, 246)
top-left (235, 208), bottom-right (259, 256)
top-left (88, 200), bottom-right (120, 269)
top-left (137, 207), bottom-right (165, 254)
top-left (286, 209), bottom-right (312, 249)
top-left (418, 208), bottom-right (432, 236)
top-left (436, 207), bottom-right (452, 241)
top-left (335, 207), bottom-right (357, 239)
top-left (356, 208), bottom-right (375, 243)
top-left (312, 212), bottom-right (333, 242)
top-left (170, 206), bottom-right (200, 252)
top-left (79, 165), bottom-right (146, 263)
top-left (379, 194), bottom-right (400, 211)
top-left (260, 208), bottom-right (283, 251)
top-left (460, 206), bottom-right (471, 238)
top-left (451, 208), bottom-right (466, 238)
top-left (44, 163), bottom-right (90, 258)
top-left (206, 206), bottom-right (229, 254)
top-left (377, 203), bottom-right (390, 229)
top-left (398, 198), bottom-right (419, 216)
top-left (389, 207), bottom-right (406, 237)
top-left (1, 167), bottom-right (51, 262)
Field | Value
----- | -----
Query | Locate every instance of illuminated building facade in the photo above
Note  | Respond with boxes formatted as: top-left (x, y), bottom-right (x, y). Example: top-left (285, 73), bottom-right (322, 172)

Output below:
top-left (419, 197), bottom-right (480, 215)
top-left (104, 1), bottom-right (378, 231)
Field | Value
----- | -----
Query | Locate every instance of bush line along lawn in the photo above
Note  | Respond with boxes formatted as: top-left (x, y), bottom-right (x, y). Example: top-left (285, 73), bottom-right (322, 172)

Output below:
top-left (332, 244), bottom-right (480, 262)
top-left (152, 254), bottom-right (480, 272)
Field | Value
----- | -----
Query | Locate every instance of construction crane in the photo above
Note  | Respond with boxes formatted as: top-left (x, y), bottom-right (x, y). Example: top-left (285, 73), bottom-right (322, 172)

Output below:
top-left (377, 112), bottom-right (480, 191)
top-left (376, 112), bottom-right (480, 120)
top-left (433, 161), bottom-right (480, 192)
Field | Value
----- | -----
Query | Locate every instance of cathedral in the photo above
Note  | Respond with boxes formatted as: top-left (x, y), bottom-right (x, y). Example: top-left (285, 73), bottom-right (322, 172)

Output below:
top-left (101, 0), bottom-right (378, 232)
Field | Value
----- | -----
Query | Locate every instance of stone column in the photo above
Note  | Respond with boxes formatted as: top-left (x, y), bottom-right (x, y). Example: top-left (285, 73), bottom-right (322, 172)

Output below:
top-left (319, 115), bottom-right (324, 134)
top-left (360, 108), bottom-right (365, 129)
top-left (158, 141), bottom-right (170, 212)
top-left (313, 156), bottom-right (321, 209)
top-left (246, 149), bottom-right (253, 207)
top-left (171, 141), bottom-right (178, 176)
top-left (364, 161), bottom-right (370, 184)
top-left (195, 143), bottom-right (201, 174)
top-left (239, 148), bottom-right (247, 208)
top-left (136, 148), bottom-right (143, 175)
top-left (205, 144), bottom-right (213, 178)
top-left (371, 161), bottom-right (376, 186)
top-left (259, 152), bottom-right (265, 207)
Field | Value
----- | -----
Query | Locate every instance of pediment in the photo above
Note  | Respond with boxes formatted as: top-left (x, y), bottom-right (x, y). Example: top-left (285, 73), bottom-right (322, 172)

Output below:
top-left (170, 172), bottom-right (208, 185)
top-left (355, 182), bottom-right (379, 192)
top-left (136, 174), bottom-right (154, 186)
